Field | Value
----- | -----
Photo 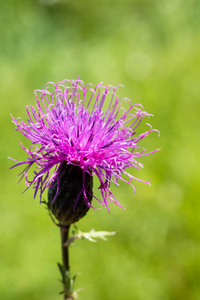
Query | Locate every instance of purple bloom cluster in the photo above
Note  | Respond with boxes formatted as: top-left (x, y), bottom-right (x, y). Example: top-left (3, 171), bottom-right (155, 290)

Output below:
top-left (10, 79), bottom-right (159, 210)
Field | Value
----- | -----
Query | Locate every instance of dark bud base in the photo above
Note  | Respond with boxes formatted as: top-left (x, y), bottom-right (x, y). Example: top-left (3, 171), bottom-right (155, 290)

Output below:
top-left (48, 162), bottom-right (93, 226)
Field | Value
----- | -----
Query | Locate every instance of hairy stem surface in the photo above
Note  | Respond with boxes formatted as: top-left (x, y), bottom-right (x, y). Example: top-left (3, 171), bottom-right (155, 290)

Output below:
top-left (60, 225), bottom-right (70, 299)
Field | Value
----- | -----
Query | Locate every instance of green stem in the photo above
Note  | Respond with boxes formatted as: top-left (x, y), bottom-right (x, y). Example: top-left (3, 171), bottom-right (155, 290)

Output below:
top-left (60, 225), bottom-right (70, 299)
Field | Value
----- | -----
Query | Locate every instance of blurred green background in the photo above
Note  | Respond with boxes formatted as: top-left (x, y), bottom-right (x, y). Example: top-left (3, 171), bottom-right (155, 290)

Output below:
top-left (1, 0), bottom-right (200, 299)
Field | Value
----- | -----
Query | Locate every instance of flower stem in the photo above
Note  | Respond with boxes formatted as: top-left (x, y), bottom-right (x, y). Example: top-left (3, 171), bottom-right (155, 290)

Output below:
top-left (60, 225), bottom-right (70, 299)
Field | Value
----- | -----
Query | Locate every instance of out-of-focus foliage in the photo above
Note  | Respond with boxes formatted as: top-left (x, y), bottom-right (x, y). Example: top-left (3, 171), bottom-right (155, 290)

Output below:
top-left (0, 0), bottom-right (200, 299)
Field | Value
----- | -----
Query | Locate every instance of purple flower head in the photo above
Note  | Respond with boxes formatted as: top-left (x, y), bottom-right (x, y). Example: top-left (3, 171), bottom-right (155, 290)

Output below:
top-left (10, 79), bottom-right (159, 212)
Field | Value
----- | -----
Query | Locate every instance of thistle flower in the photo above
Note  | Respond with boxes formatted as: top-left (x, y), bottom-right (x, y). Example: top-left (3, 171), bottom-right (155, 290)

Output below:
top-left (10, 79), bottom-right (159, 223)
